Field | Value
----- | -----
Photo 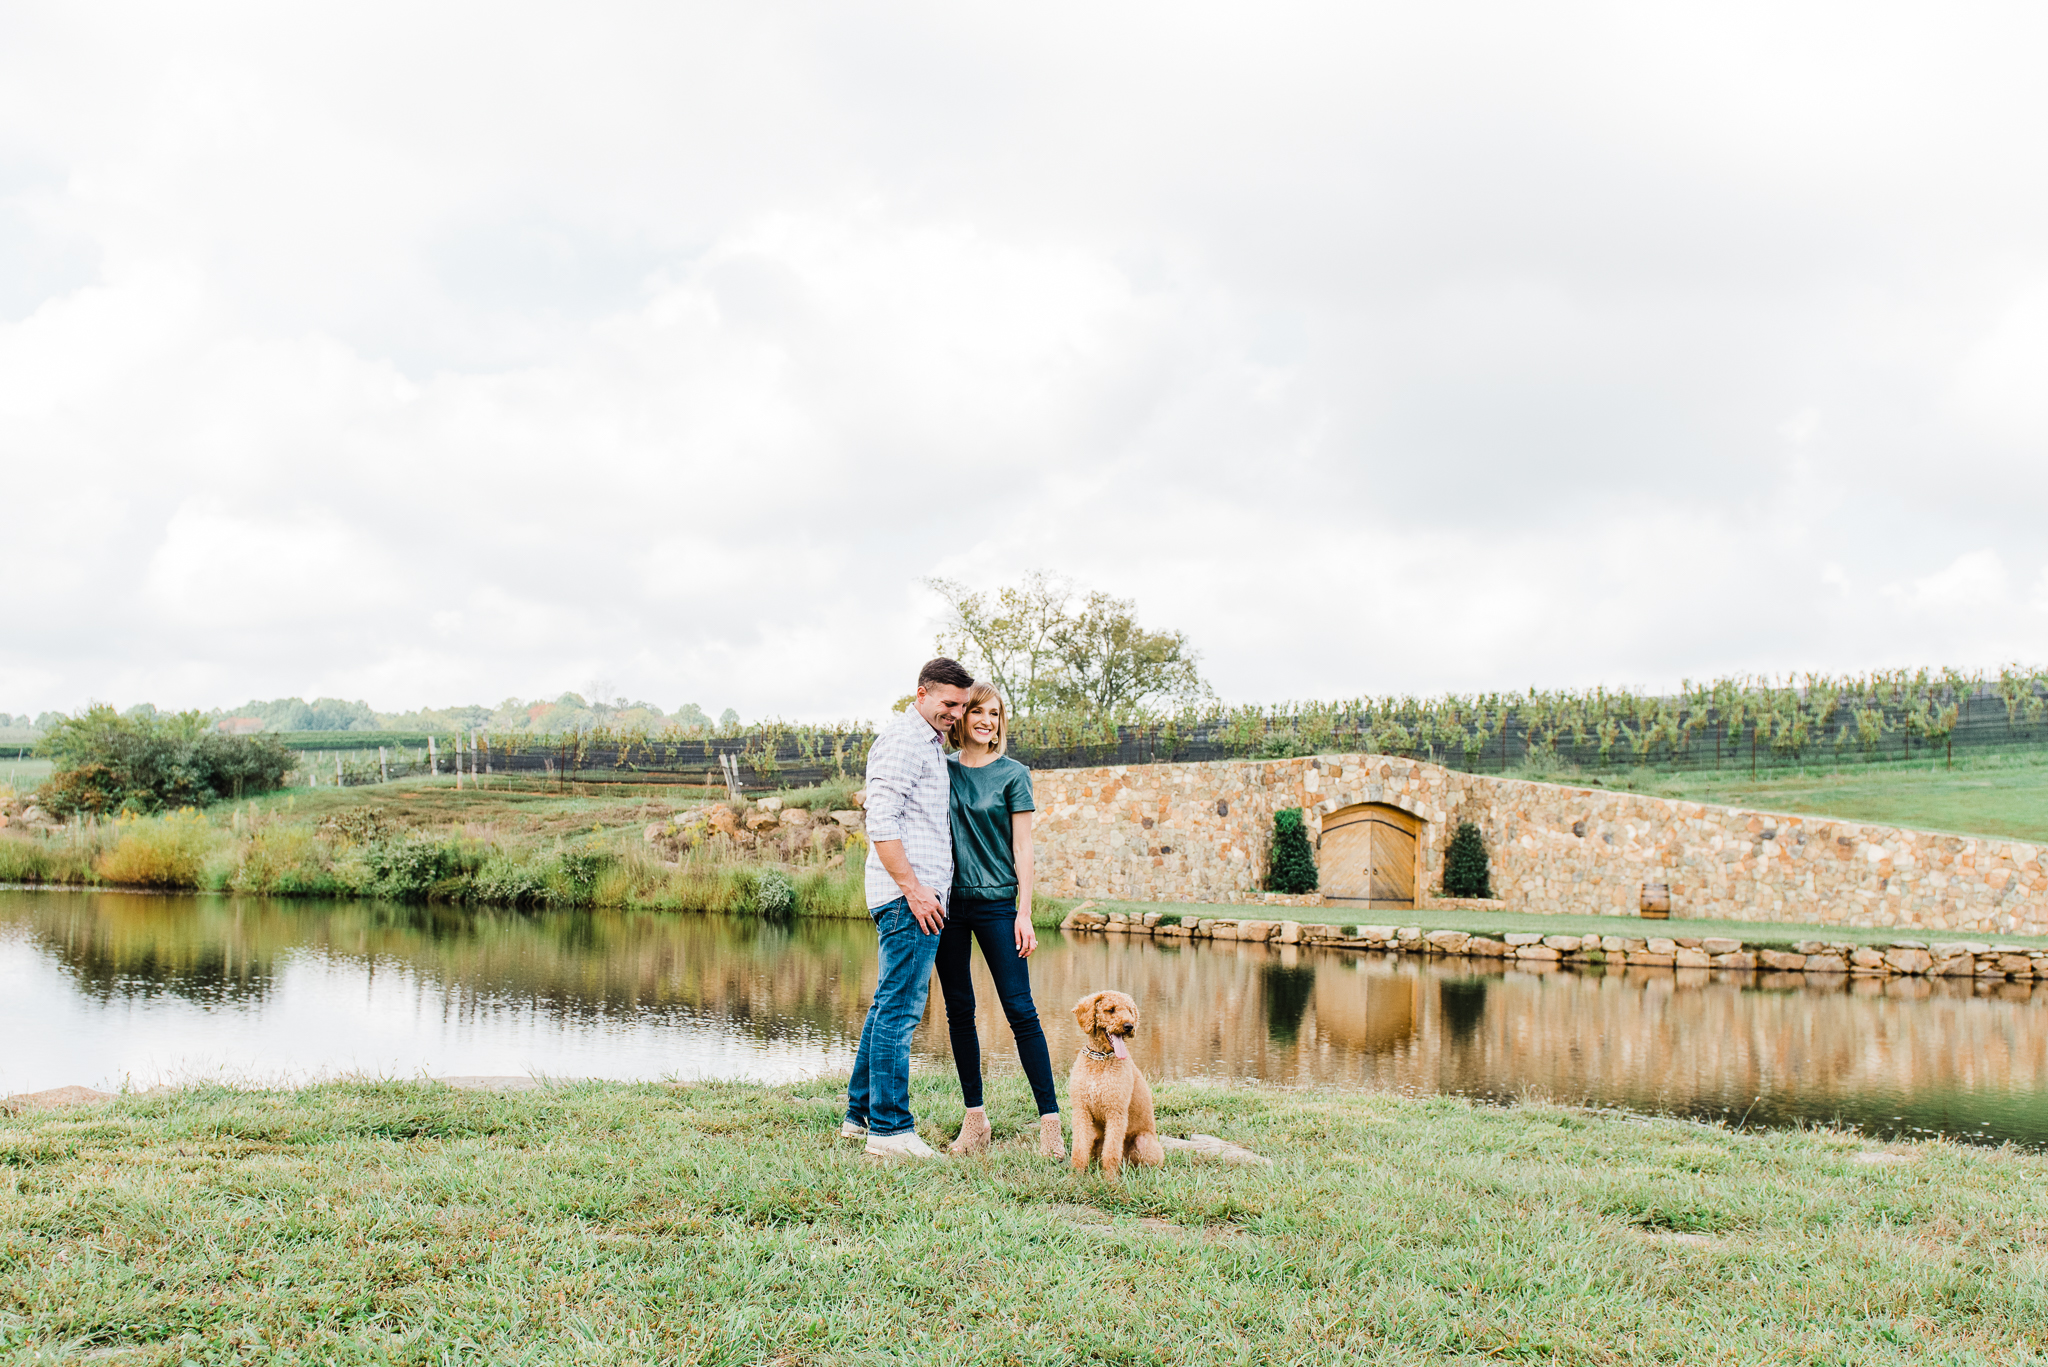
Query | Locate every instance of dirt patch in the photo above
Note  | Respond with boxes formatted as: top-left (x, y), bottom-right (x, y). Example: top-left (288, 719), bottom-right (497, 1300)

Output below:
top-left (2, 1085), bottom-right (118, 1114)
top-left (1852, 1151), bottom-right (1919, 1166)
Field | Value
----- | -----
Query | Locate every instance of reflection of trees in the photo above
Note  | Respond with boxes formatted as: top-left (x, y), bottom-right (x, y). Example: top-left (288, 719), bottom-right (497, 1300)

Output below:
top-left (26, 892), bottom-right (275, 1004)
top-left (13, 892), bottom-right (881, 1048)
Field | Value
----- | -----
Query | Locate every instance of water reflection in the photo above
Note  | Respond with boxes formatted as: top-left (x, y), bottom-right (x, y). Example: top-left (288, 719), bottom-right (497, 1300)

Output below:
top-left (6, 888), bottom-right (2047, 1145)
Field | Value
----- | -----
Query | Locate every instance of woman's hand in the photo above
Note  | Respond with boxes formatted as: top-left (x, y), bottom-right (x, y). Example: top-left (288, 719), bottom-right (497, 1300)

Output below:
top-left (1014, 911), bottom-right (1038, 958)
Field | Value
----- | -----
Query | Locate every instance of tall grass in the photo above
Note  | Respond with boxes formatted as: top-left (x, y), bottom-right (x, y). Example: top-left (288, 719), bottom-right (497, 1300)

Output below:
top-left (3, 803), bottom-right (869, 917)
top-left (0, 833), bottom-right (101, 884)
top-left (95, 810), bottom-right (223, 887)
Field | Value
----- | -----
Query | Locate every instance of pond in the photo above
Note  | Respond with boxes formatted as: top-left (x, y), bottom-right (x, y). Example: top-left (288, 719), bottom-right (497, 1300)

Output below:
top-left (6, 887), bottom-right (2046, 1145)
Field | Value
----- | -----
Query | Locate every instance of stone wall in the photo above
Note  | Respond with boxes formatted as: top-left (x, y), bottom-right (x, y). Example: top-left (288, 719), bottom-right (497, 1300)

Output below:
top-left (1031, 754), bottom-right (2048, 937)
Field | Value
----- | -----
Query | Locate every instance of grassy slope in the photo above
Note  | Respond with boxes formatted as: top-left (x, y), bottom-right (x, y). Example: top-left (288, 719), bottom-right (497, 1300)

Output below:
top-left (2, 1079), bottom-right (2042, 1364)
top-left (1542, 749), bottom-right (2048, 846)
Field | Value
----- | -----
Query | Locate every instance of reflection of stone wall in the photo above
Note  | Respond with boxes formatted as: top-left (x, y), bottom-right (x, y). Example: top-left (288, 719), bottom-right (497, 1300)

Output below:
top-left (1032, 754), bottom-right (2048, 936)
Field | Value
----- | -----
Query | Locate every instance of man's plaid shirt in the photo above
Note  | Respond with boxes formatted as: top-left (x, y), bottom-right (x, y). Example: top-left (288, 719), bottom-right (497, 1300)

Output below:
top-left (863, 705), bottom-right (954, 911)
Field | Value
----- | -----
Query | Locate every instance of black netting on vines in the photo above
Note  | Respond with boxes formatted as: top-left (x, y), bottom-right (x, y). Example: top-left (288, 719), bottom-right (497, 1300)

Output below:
top-left (286, 669), bottom-right (2048, 787)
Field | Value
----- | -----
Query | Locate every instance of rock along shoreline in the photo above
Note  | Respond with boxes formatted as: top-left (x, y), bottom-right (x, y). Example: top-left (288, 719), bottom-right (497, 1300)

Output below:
top-left (1057, 904), bottom-right (2048, 982)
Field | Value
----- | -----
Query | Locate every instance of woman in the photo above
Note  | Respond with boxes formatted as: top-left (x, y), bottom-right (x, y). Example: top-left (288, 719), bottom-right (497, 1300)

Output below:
top-left (936, 683), bottom-right (1063, 1157)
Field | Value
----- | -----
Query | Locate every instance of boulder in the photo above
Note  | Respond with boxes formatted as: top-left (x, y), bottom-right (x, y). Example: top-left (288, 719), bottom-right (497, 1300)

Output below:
top-left (1425, 930), bottom-right (1470, 953)
top-left (1355, 925), bottom-right (1397, 942)
top-left (781, 807), bottom-right (814, 827)
top-left (1465, 937), bottom-right (1508, 956)
top-left (1396, 927), bottom-right (1422, 942)
top-left (851, 789), bottom-right (866, 808)
top-left (1931, 954), bottom-right (1977, 977)
top-left (1849, 947), bottom-right (1888, 973)
top-left (830, 810), bottom-right (864, 828)
top-left (1758, 950), bottom-right (1808, 971)
top-left (1712, 951), bottom-right (1757, 970)
top-left (1515, 944), bottom-right (1561, 961)
top-left (644, 822), bottom-right (666, 844)
top-left (1504, 933), bottom-right (1544, 947)
top-left (1236, 921), bottom-right (1277, 942)
top-left (1999, 954), bottom-right (2034, 976)
top-left (1646, 937), bottom-right (1677, 956)
top-left (704, 805), bottom-right (742, 838)
top-left (1675, 948), bottom-right (1712, 969)
top-left (1541, 935), bottom-right (1579, 951)
top-left (756, 796), bottom-right (784, 812)
top-left (744, 809), bottom-right (781, 833)
top-left (1702, 937), bottom-right (1742, 955)
top-left (1601, 936), bottom-right (1628, 953)
top-left (1627, 952), bottom-right (1676, 967)
top-left (1883, 948), bottom-right (1933, 975)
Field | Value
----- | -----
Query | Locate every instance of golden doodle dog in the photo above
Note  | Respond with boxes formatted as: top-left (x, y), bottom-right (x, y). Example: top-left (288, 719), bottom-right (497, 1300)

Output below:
top-left (1067, 990), bottom-right (1165, 1175)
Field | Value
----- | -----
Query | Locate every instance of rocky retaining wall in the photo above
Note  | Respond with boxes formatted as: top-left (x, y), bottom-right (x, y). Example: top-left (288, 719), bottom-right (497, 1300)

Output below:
top-left (1031, 754), bottom-right (2048, 936)
top-left (1057, 905), bottom-right (2048, 983)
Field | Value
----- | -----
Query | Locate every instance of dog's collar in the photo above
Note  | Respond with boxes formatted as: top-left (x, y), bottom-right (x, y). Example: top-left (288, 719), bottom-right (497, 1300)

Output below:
top-left (1083, 1047), bottom-right (1118, 1061)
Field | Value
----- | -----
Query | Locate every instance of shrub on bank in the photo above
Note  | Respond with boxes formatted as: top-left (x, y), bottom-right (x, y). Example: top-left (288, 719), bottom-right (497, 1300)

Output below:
top-left (36, 705), bottom-right (295, 816)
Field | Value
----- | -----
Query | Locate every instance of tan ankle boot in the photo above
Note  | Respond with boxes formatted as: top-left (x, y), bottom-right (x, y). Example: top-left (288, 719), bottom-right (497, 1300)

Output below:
top-left (1037, 1113), bottom-right (1065, 1159)
top-left (949, 1109), bottom-right (992, 1155)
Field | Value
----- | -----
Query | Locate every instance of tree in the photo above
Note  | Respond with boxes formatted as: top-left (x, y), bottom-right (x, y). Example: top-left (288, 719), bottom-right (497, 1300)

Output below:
top-left (1443, 821), bottom-right (1492, 898)
top-left (925, 570), bottom-right (1074, 713)
top-left (1043, 590), bottom-right (1209, 715)
top-left (1267, 808), bottom-right (1318, 894)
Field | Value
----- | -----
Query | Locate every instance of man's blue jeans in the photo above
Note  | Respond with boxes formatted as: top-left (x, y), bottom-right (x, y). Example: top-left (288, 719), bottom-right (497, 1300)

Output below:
top-left (845, 896), bottom-right (944, 1138)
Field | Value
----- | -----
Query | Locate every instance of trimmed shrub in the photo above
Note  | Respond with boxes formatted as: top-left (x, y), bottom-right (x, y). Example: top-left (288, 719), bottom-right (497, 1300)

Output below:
top-left (1267, 807), bottom-right (1318, 894)
top-left (1443, 820), bottom-right (1492, 898)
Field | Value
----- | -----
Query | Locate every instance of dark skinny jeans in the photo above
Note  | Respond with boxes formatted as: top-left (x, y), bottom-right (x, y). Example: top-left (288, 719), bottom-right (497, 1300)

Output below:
top-left (934, 894), bottom-right (1060, 1115)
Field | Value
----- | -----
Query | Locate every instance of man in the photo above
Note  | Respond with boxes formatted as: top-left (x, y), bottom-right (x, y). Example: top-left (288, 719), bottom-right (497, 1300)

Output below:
top-left (844, 656), bottom-right (975, 1158)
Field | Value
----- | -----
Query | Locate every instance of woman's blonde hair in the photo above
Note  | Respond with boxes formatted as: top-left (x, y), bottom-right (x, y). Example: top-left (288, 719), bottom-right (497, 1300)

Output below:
top-left (949, 682), bottom-right (1009, 755)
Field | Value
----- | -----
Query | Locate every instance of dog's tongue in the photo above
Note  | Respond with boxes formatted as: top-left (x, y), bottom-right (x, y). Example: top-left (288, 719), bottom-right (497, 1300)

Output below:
top-left (1110, 1035), bottom-right (1130, 1060)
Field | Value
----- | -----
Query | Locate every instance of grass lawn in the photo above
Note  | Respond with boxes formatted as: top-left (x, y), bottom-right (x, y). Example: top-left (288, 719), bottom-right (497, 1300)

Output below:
top-left (1587, 749), bottom-right (2048, 846)
top-left (0, 757), bottom-right (51, 793)
top-left (2, 1078), bottom-right (2042, 1364)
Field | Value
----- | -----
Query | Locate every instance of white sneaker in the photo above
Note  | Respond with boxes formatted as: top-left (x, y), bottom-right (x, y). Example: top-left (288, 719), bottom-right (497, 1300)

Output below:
top-left (839, 1121), bottom-right (868, 1140)
top-left (864, 1131), bottom-right (940, 1160)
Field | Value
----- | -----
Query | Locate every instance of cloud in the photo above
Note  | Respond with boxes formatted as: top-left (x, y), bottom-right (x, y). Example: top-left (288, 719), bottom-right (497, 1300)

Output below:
top-left (3, 0), bottom-right (2046, 718)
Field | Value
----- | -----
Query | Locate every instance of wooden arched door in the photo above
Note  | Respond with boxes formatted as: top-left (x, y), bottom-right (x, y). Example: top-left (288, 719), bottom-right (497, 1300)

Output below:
top-left (1318, 803), bottom-right (1421, 909)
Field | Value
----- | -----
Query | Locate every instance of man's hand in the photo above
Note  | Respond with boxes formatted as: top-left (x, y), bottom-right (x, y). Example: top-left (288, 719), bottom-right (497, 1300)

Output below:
top-left (907, 883), bottom-right (947, 933)
top-left (1013, 913), bottom-right (1038, 958)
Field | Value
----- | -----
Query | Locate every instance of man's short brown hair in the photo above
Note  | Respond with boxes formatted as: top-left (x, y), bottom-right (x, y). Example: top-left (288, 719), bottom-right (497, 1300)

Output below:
top-left (918, 657), bottom-right (974, 691)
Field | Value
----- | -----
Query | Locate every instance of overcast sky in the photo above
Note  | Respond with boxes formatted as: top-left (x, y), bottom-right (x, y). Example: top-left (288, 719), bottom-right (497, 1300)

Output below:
top-left (4, 1), bottom-right (2045, 721)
